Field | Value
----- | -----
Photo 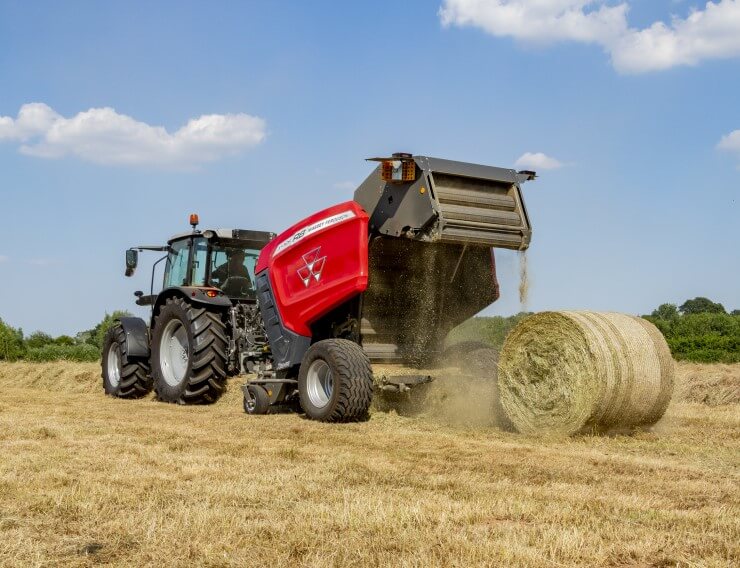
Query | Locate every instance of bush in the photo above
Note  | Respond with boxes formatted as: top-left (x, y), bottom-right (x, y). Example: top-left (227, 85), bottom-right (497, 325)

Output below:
top-left (79, 310), bottom-right (132, 350)
top-left (643, 311), bottom-right (740, 364)
top-left (54, 335), bottom-right (76, 346)
top-left (0, 310), bottom-right (135, 363)
top-left (0, 318), bottom-right (25, 361)
top-left (24, 344), bottom-right (101, 363)
top-left (25, 331), bottom-right (55, 349)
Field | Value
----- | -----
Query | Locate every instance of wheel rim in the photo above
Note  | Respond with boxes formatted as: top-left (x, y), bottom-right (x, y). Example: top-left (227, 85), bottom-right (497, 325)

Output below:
top-left (306, 359), bottom-right (333, 408)
top-left (106, 344), bottom-right (121, 388)
top-left (245, 388), bottom-right (256, 412)
top-left (160, 319), bottom-right (189, 387)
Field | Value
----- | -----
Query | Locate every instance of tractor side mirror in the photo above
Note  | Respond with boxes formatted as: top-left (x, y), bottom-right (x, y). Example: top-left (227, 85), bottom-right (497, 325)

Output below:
top-left (125, 249), bottom-right (138, 277)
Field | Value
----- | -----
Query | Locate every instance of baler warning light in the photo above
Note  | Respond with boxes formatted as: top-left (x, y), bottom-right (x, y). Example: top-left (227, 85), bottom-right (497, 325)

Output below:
top-left (381, 159), bottom-right (416, 183)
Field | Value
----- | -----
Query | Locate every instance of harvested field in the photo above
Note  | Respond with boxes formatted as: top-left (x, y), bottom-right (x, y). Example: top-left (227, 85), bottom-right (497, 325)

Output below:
top-left (0, 361), bottom-right (738, 567)
top-left (675, 362), bottom-right (740, 406)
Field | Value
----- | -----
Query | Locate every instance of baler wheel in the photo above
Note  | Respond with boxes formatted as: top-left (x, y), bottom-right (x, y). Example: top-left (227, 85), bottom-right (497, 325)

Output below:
top-left (151, 296), bottom-right (228, 404)
top-left (298, 339), bottom-right (373, 422)
top-left (244, 384), bottom-right (270, 415)
top-left (101, 323), bottom-right (152, 398)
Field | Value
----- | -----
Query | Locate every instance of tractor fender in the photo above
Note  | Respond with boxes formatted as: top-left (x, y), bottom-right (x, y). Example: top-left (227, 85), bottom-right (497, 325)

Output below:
top-left (152, 287), bottom-right (232, 320)
top-left (117, 316), bottom-right (150, 358)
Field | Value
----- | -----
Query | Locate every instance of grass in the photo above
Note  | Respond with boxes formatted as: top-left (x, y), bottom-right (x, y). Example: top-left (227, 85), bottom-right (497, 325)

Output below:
top-left (0, 361), bottom-right (738, 567)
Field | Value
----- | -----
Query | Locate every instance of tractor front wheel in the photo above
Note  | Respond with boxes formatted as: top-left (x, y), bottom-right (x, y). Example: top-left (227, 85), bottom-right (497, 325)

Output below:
top-left (101, 323), bottom-right (152, 398)
top-left (151, 297), bottom-right (228, 404)
top-left (298, 339), bottom-right (373, 422)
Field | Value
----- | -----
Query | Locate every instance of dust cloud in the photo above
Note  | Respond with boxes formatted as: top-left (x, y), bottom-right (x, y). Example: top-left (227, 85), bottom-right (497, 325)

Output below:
top-left (373, 346), bottom-right (512, 430)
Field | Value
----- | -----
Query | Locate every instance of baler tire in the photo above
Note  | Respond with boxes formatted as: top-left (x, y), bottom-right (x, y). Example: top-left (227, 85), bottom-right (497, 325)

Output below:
top-left (151, 296), bottom-right (228, 405)
top-left (298, 339), bottom-right (373, 423)
top-left (243, 384), bottom-right (270, 415)
top-left (101, 323), bottom-right (152, 398)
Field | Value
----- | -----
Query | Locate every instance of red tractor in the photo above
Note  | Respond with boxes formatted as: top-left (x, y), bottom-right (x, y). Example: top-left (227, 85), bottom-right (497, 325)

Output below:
top-left (102, 154), bottom-right (534, 422)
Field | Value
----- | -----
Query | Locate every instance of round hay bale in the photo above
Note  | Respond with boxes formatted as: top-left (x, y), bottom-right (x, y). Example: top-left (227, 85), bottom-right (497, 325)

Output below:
top-left (497, 311), bottom-right (675, 435)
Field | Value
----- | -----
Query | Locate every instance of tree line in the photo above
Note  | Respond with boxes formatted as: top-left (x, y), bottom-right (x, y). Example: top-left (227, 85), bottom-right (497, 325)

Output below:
top-left (1, 297), bottom-right (738, 363)
top-left (0, 311), bottom-right (130, 362)
top-left (447, 297), bottom-right (739, 364)
top-left (642, 297), bottom-right (739, 363)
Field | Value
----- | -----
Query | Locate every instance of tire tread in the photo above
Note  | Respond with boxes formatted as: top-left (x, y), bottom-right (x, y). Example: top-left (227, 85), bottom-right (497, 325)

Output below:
top-left (153, 297), bottom-right (228, 404)
top-left (101, 324), bottom-right (152, 398)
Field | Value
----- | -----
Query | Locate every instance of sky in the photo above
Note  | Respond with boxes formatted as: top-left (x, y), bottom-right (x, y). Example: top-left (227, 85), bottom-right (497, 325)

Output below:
top-left (0, 0), bottom-right (738, 336)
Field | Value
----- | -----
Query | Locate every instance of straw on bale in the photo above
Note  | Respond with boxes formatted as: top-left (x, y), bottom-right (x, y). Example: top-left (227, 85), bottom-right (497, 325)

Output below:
top-left (497, 311), bottom-right (675, 435)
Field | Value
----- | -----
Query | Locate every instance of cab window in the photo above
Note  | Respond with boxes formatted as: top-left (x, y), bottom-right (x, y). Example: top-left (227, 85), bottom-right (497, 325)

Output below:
top-left (164, 239), bottom-right (190, 287)
top-left (191, 238), bottom-right (208, 286)
top-left (209, 245), bottom-right (260, 298)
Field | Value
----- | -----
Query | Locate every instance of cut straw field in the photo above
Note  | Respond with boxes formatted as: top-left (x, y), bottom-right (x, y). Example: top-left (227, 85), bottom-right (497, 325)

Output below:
top-left (0, 361), bottom-right (738, 567)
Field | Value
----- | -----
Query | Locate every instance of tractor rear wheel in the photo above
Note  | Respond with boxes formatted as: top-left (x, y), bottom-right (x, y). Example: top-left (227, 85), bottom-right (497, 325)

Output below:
top-left (151, 297), bottom-right (228, 404)
top-left (298, 339), bottom-right (373, 422)
top-left (101, 323), bottom-right (152, 398)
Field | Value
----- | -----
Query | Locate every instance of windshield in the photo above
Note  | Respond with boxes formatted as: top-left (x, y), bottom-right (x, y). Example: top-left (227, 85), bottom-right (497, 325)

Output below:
top-left (209, 244), bottom-right (260, 299)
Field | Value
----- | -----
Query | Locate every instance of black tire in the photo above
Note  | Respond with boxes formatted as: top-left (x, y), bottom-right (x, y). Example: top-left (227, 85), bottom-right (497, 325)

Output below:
top-left (151, 296), bottom-right (228, 404)
top-left (243, 384), bottom-right (271, 415)
top-left (101, 323), bottom-right (152, 398)
top-left (298, 339), bottom-right (373, 422)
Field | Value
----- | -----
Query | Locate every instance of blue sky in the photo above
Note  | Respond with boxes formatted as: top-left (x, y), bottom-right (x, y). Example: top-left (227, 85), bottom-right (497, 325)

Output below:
top-left (1, 0), bottom-right (738, 336)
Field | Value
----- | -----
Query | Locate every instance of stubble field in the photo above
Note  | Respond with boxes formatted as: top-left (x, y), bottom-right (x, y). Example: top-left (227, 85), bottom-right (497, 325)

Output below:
top-left (0, 361), bottom-right (738, 567)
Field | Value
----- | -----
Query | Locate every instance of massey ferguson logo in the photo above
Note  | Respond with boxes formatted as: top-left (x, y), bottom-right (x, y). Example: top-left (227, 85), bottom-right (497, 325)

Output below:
top-left (297, 247), bottom-right (326, 287)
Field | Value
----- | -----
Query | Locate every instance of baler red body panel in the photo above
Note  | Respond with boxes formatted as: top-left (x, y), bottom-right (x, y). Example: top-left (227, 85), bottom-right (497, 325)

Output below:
top-left (256, 201), bottom-right (369, 337)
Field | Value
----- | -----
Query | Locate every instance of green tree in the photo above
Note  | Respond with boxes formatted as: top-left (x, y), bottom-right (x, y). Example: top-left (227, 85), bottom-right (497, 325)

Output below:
top-left (679, 297), bottom-right (726, 315)
top-left (731, 309), bottom-right (740, 316)
top-left (643, 311), bottom-right (740, 364)
top-left (651, 303), bottom-right (679, 321)
top-left (54, 335), bottom-right (76, 346)
top-left (0, 318), bottom-right (25, 361)
top-left (25, 331), bottom-right (55, 349)
top-left (81, 310), bottom-right (132, 350)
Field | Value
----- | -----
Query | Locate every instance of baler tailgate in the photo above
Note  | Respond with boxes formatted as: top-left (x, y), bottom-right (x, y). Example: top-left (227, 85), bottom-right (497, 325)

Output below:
top-left (353, 154), bottom-right (534, 365)
top-left (430, 169), bottom-right (530, 250)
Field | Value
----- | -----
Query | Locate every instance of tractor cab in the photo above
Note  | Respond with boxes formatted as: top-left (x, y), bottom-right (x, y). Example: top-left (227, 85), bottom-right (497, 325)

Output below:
top-left (125, 215), bottom-right (275, 303)
top-left (164, 229), bottom-right (273, 301)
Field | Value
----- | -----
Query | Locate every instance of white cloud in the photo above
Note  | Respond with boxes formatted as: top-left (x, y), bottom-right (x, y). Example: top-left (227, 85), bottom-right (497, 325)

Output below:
top-left (611, 1), bottom-right (740, 72)
top-left (439, 0), bottom-right (740, 74)
top-left (0, 103), bottom-right (60, 141)
top-left (440, 0), bottom-right (629, 45)
top-left (718, 130), bottom-right (740, 165)
top-left (515, 152), bottom-right (563, 170)
top-left (717, 129), bottom-right (740, 152)
top-left (0, 103), bottom-right (266, 167)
